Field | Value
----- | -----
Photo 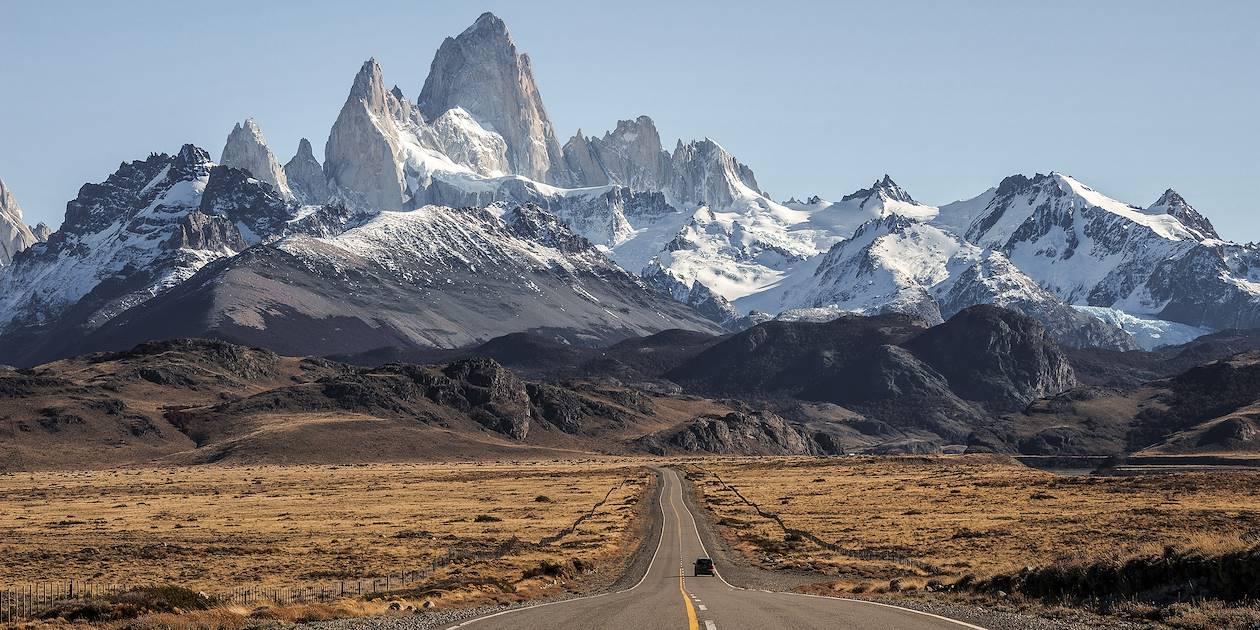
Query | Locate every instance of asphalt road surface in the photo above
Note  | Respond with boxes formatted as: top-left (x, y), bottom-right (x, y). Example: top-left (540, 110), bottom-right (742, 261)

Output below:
top-left (445, 468), bottom-right (986, 630)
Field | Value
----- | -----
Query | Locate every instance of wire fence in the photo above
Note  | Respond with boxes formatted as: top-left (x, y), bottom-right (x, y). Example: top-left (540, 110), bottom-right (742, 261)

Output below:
top-left (0, 563), bottom-right (447, 624)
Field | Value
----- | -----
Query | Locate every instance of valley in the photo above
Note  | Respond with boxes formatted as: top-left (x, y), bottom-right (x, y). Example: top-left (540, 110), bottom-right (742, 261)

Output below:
top-left (1, 6), bottom-right (1258, 630)
top-left (3, 459), bottom-right (1257, 629)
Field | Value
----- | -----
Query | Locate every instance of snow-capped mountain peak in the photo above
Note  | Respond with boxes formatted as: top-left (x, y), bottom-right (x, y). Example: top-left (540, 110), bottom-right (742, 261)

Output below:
top-left (963, 172), bottom-right (1204, 246)
top-left (927, 171), bottom-right (1260, 335)
top-left (786, 175), bottom-right (939, 245)
top-left (0, 144), bottom-right (235, 337)
top-left (841, 174), bottom-right (916, 205)
top-left (739, 212), bottom-right (1137, 349)
top-left (1145, 187), bottom-right (1219, 241)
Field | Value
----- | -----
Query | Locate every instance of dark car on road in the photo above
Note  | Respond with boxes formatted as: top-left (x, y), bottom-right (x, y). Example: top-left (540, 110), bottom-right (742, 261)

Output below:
top-left (694, 557), bottom-right (715, 576)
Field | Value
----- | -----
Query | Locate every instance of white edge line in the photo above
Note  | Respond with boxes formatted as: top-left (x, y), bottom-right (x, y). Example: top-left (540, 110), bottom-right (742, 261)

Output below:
top-left (672, 468), bottom-right (990, 630)
top-left (444, 469), bottom-right (670, 629)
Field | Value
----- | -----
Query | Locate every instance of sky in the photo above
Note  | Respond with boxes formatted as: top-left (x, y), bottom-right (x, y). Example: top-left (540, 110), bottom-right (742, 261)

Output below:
top-left (1, 0), bottom-right (1257, 239)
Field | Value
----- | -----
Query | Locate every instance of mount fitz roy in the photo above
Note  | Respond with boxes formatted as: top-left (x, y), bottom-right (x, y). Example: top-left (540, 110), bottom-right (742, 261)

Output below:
top-left (2, 13), bottom-right (1258, 366)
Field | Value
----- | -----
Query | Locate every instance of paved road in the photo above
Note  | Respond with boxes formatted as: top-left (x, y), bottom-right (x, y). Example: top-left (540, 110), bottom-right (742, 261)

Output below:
top-left (445, 468), bottom-right (986, 630)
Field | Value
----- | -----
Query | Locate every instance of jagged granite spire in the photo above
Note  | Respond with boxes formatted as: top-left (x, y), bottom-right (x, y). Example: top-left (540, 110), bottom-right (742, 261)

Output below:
top-left (0, 177), bottom-right (38, 265)
top-left (220, 118), bottom-right (293, 200)
top-left (564, 115), bottom-right (673, 190)
top-left (31, 222), bottom-right (52, 242)
top-left (668, 139), bottom-right (762, 208)
top-left (562, 130), bottom-right (608, 187)
top-left (1147, 188), bottom-right (1219, 241)
top-left (418, 12), bottom-right (568, 185)
top-left (324, 58), bottom-right (407, 210)
top-left (284, 138), bottom-right (330, 205)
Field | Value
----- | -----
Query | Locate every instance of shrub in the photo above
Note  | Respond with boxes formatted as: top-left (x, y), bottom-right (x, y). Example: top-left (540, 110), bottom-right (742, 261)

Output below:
top-left (39, 585), bottom-right (215, 623)
top-left (522, 560), bottom-right (571, 579)
top-left (969, 544), bottom-right (1260, 606)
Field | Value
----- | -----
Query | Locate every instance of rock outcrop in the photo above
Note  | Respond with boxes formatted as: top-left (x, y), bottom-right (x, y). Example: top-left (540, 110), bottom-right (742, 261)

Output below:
top-left (197, 165), bottom-right (295, 242)
top-left (418, 12), bottom-right (568, 184)
top-left (30, 222), bottom-right (52, 242)
top-left (904, 305), bottom-right (1077, 409)
top-left (164, 210), bottom-right (247, 252)
top-left (1007, 350), bottom-right (1260, 456)
top-left (283, 138), bottom-right (330, 205)
top-left (638, 410), bottom-right (816, 455)
top-left (220, 119), bottom-right (293, 200)
top-left (438, 358), bottom-right (532, 439)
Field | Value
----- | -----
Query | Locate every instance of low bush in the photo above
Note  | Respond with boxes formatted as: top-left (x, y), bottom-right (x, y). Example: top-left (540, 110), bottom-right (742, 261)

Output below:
top-left (972, 545), bottom-right (1260, 604)
top-left (39, 585), bottom-right (215, 623)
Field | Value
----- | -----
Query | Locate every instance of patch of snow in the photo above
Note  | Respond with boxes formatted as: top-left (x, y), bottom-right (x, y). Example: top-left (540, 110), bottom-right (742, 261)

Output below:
top-left (1073, 305), bottom-right (1212, 349)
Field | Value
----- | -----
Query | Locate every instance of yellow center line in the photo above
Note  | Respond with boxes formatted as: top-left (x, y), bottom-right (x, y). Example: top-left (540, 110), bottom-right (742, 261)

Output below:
top-left (680, 567), bottom-right (699, 630)
top-left (671, 476), bottom-right (701, 630)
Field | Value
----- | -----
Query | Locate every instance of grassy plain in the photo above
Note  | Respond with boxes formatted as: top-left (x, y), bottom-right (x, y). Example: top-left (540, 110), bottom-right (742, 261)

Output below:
top-left (687, 456), bottom-right (1260, 584)
top-left (0, 459), bottom-right (650, 608)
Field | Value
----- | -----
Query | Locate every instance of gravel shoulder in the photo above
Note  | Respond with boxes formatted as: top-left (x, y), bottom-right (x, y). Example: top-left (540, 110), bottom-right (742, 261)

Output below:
top-left (674, 467), bottom-right (1145, 630)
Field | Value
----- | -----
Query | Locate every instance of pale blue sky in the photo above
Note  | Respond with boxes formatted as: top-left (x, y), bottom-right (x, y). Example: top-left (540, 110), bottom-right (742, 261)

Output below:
top-left (2, 1), bottom-right (1257, 238)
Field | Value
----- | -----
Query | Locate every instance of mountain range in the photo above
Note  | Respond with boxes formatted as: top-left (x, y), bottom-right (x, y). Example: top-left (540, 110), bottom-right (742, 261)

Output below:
top-left (2, 12), bottom-right (1259, 367)
top-left (9, 304), bottom-right (1260, 471)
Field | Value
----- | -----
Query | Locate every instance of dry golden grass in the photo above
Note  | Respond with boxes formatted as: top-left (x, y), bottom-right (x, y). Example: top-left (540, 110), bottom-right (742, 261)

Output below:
top-left (687, 456), bottom-right (1260, 584)
top-left (16, 599), bottom-right (418, 630)
top-left (0, 459), bottom-right (650, 608)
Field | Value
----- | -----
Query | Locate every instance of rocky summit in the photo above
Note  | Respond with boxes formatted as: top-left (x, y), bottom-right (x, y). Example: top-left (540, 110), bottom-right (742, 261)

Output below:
top-left (220, 118), bottom-right (293, 201)
top-left (418, 12), bottom-right (568, 185)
